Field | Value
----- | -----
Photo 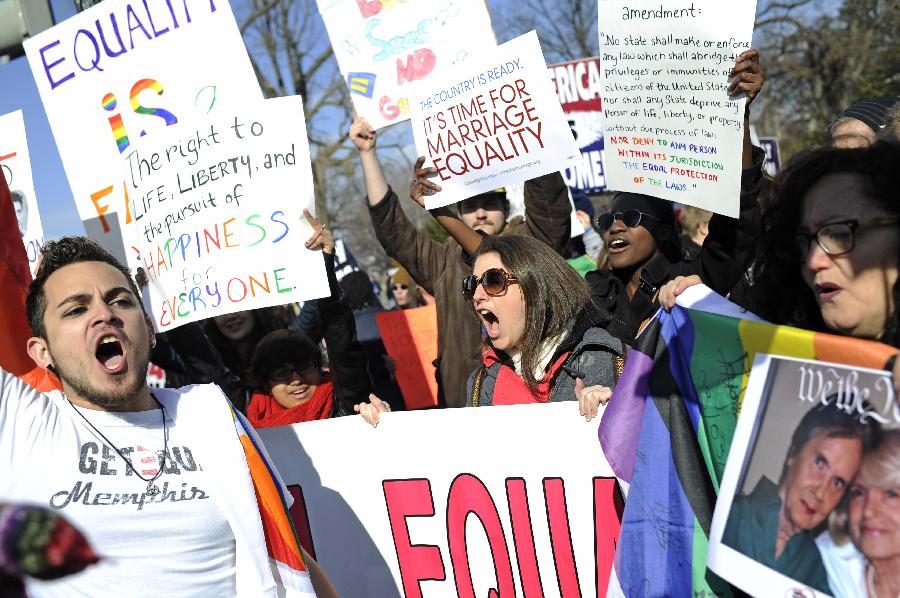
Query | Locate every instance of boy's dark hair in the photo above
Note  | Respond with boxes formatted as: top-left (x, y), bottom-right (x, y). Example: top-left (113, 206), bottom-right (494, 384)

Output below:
top-left (26, 236), bottom-right (142, 339)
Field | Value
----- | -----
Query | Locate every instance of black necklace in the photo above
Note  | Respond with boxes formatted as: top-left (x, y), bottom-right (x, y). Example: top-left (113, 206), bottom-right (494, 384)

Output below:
top-left (65, 394), bottom-right (169, 496)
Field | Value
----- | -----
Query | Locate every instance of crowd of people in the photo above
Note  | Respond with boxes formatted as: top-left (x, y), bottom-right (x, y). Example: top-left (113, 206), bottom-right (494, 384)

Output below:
top-left (1, 46), bottom-right (899, 597)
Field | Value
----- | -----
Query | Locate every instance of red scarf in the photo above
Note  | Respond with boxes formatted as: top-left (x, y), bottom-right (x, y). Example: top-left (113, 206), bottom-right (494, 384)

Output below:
top-left (247, 377), bottom-right (334, 428)
top-left (483, 347), bottom-right (571, 405)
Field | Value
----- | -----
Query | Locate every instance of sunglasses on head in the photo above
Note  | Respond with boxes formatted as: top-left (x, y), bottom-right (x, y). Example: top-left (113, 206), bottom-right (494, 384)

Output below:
top-left (462, 268), bottom-right (519, 301)
top-left (595, 209), bottom-right (659, 232)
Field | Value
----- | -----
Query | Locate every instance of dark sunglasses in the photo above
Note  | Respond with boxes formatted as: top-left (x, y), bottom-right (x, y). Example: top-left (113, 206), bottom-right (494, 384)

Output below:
top-left (269, 363), bottom-right (317, 382)
top-left (462, 268), bottom-right (519, 301)
top-left (596, 209), bottom-right (659, 232)
top-left (392, 284), bottom-right (408, 291)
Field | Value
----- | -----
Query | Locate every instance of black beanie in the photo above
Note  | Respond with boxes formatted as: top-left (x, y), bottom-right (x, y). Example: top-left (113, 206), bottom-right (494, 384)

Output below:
top-left (836, 97), bottom-right (900, 133)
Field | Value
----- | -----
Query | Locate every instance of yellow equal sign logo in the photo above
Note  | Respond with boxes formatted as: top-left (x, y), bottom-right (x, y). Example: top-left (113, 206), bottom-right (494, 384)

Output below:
top-left (347, 72), bottom-right (376, 98)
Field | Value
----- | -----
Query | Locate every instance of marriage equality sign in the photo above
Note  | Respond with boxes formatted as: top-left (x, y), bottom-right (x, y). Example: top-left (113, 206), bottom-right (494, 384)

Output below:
top-left (317, 0), bottom-right (497, 131)
top-left (0, 110), bottom-right (45, 274)
top-left (122, 95), bottom-right (329, 331)
top-left (597, 0), bottom-right (756, 216)
top-left (23, 0), bottom-right (261, 264)
top-left (258, 403), bottom-right (624, 598)
top-left (410, 31), bottom-right (580, 210)
top-left (549, 57), bottom-right (607, 192)
top-left (708, 354), bottom-right (898, 597)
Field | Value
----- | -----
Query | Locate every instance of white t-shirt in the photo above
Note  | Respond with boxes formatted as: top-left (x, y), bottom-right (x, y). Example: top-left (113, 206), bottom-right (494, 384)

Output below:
top-left (0, 370), bottom-right (237, 597)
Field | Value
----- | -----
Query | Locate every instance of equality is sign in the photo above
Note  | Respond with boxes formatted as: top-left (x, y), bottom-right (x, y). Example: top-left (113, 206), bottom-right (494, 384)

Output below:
top-left (375, 304), bottom-right (438, 409)
top-left (597, 0), bottom-right (757, 217)
top-left (549, 57), bottom-right (606, 192)
top-left (258, 403), bottom-right (624, 597)
top-left (122, 96), bottom-right (329, 331)
top-left (0, 111), bottom-right (45, 274)
top-left (317, 0), bottom-right (496, 131)
top-left (23, 0), bottom-right (261, 263)
top-left (411, 31), bottom-right (580, 210)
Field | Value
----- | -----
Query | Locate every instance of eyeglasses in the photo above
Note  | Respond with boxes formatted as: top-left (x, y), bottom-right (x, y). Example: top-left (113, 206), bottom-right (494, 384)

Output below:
top-left (595, 209), bottom-right (659, 232)
top-left (795, 217), bottom-right (899, 258)
top-left (392, 284), bottom-right (408, 291)
top-left (462, 268), bottom-right (519, 301)
top-left (269, 363), bottom-right (317, 382)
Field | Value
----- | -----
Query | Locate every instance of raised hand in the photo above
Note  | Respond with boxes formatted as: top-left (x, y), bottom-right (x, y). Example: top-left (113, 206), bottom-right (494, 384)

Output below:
top-left (349, 117), bottom-right (377, 154)
top-left (303, 208), bottom-right (334, 255)
top-left (409, 156), bottom-right (442, 208)
top-left (354, 394), bottom-right (392, 428)
top-left (729, 49), bottom-right (764, 106)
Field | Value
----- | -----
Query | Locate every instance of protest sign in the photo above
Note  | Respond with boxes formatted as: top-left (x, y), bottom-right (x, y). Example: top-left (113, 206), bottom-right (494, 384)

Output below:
top-left (597, 0), bottom-right (757, 217)
top-left (23, 0), bottom-right (261, 263)
top-left (317, 0), bottom-right (497, 131)
top-left (258, 402), bottom-right (624, 597)
top-left (549, 57), bottom-right (606, 192)
top-left (0, 110), bottom-right (45, 274)
top-left (709, 354), bottom-right (897, 597)
top-left (375, 304), bottom-right (438, 409)
top-left (411, 31), bottom-right (580, 209)
top-left (123, 95), bottom-right (329, 331)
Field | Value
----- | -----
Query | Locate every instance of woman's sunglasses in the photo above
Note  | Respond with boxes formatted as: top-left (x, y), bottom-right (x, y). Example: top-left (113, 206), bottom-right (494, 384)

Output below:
top-left (392, 284), bottom-right (408, 291)
top-left (595, 209), bottom-right (659, 232)
top-left (462, 268), bottom-right (519, 301)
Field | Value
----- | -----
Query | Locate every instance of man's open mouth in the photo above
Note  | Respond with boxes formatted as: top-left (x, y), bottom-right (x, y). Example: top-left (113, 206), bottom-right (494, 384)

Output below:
top-left (95, 335), bottom-right (126, 373)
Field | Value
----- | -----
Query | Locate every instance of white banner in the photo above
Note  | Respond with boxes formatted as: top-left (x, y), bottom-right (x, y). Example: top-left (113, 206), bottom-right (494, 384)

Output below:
top-left (24, 0), bottom-right (261, 263)
top-left (123, 95), bottom-right (329, 331)
top-left (597, 0), bottom-right (757, 217)
top-left (317, 0), bottom-right (497, 131)
top-left (0, 110), bottom-right (45, 274)
top-left (258, 403), bottom-right (624, 597)
top-left (411, 31), bottom-right (580, 210)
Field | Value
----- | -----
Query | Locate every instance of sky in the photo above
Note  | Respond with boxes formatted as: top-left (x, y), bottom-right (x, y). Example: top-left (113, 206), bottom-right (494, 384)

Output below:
top-left (0, 0), bottom-right (79, 240)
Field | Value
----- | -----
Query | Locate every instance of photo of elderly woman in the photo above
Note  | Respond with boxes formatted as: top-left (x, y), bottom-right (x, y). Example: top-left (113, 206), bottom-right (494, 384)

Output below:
top-left (710, 355), bottom-right (895, 597)
top-left (722, 402), bottom-right (879, 594)
top-left (818, 430), bottom-right (900, 598)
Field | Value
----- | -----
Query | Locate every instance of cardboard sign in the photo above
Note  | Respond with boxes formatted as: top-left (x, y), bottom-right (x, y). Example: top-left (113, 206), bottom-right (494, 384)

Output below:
top-left (23, 0), bottom-right (261, 263)
top-left (549, 57), bottom-right (606, 192)
top-left (123, 95), bottom-right (329, 331)
top-left (708, 354), bottom-right (897, 597)
top-left (317, 0), bottom-right (497, 130)
top-left (0, 110), bottom-right (45, 274)
top-left (258, 402), bottom-right (625, 597)
top-left (375, 304), bottom-right (438, 409)
top-left (411, 31), bottom-right (580, 209)
top-left (597, 0), bottom-right (757, 217)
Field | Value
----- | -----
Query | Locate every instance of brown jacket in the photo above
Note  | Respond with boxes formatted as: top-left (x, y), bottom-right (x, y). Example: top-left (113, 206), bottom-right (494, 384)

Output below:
top-left (368, 173), bottom-right (571, 408)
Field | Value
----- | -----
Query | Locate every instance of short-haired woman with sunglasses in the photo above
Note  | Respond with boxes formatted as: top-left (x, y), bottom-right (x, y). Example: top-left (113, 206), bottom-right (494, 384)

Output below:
top-left (464, 235), bottom-right (627, 416)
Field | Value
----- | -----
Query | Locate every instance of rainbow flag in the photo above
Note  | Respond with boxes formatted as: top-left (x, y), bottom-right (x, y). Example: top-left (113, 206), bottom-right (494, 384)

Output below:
top-left (233, 410), bottom-right (316, 596)
top-left (600, 293), bottom-right (896, 597)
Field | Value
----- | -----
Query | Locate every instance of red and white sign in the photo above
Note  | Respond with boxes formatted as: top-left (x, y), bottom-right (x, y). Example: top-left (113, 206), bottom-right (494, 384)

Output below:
top-left (258, 402), bottom-right (624, 597)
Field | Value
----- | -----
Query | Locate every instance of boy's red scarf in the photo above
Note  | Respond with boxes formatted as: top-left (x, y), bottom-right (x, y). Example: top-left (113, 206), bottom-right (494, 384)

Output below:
top-left (247, 376), bottom-right (334, 428)
top-left (483, 347), bottom-right (570, 405)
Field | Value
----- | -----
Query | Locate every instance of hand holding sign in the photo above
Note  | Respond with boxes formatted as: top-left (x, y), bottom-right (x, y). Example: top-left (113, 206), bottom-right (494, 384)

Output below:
top-left (303, 208), bottom-right (334, 254)
top-left (348, 117), bottom-right (377, 155)
top-left (575, 378), bottom-right (612, 422)
top-left (728, 49), bottom-right (764, 105)
top-left (354, 393), bottom-right (391, 428)
top-left (409, 156), bottom-right (442, 208)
